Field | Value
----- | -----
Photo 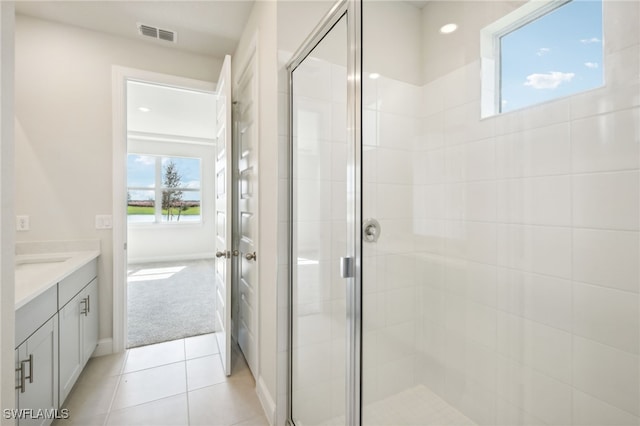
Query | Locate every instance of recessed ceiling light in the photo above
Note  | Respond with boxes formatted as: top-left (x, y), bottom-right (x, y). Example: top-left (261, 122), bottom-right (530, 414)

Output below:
top-left (369, 73), bottom-right (380, 80)
top-left (440, 23), bottom-right (458, 34)
top-left (138, 107), bottom-right (151, 113)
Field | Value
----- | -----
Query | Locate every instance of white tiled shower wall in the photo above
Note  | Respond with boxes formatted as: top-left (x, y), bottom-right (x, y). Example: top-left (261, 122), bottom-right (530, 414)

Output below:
top-left (361, 1), bottom-right (640, 425)
top-left (361, 74), bottom-right (424, 406)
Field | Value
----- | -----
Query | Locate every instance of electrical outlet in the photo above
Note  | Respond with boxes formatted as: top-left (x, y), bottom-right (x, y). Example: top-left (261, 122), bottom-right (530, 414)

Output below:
top-left (95, 215), bottom-right (113, 230)
top-left (16, 215), bottom-right (29, 231)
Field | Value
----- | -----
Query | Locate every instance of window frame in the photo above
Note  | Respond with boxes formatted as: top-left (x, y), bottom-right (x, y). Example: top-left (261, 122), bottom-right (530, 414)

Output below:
top-left (127, 153), bottom-right (203, 225)
top-left (480, 0), bottom-right (596, 118)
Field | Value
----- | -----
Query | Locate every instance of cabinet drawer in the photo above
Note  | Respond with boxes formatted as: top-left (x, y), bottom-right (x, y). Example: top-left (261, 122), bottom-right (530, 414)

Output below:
top-left (15, 285), bottom-right (57, 347)
top-left (58, 260), bottom-right (97, 308)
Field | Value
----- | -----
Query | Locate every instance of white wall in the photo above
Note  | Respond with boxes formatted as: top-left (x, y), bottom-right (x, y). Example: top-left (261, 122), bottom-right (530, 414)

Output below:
top-left (232, 1), bottom-right (279, 423)
top-left (14, 14), bottom-right (221, 346)
top-left (363, 1), bottom-right (422, 86)
top-left (0, 3), bottom-right (15, 422)
top-left (420, 0), bottom-right (524, 84)
top-left (126, 138), bottom-right (216, 264)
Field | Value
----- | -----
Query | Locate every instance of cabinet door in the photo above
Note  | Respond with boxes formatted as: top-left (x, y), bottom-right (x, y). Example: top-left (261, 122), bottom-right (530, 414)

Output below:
top-left (16, 315), bottom-right (58, 426)
top-left (58, 292), bottom-right (82, 405)
top-left (81, 279), bottom-right (99, 363)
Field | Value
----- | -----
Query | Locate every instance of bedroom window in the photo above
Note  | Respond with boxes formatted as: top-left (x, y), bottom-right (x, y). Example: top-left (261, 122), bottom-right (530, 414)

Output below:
top-left (127, 154), bottom-right (202, 224)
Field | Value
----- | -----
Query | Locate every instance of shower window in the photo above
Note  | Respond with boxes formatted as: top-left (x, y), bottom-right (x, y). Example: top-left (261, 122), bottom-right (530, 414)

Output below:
top-left (481, 0), bottom-right (603, 117)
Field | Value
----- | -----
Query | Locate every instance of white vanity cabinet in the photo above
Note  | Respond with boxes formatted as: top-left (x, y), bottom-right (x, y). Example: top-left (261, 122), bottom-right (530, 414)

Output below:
top-left (15, 315), bottom-right (59, 426)
top-left (15, 255), bottom-right (98, 424)
top-left (58, 260), bottom-right (98, 405)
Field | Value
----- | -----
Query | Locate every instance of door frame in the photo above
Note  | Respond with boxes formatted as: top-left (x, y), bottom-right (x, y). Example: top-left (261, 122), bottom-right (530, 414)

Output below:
top-left (111, 66), bottom-right (216, 353)
top-left (286, 0), bottom-right (363, 424)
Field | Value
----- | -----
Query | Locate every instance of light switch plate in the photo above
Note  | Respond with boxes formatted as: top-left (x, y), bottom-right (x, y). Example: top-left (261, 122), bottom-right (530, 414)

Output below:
top-left (95, 215), bottom-right (113, 230)
top-left (16, 215), bottom-right (29, 231)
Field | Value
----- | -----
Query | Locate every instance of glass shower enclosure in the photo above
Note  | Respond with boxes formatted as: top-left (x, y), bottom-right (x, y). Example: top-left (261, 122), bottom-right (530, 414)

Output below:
top-left (289, 0), bottom-right (640, 425)
top-left (288, 0), bottom-right (362, 424)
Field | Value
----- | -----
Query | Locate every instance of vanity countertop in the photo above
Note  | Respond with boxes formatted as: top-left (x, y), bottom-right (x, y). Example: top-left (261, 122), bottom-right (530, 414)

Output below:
top-left (15, 240), bottom-right (100, 310)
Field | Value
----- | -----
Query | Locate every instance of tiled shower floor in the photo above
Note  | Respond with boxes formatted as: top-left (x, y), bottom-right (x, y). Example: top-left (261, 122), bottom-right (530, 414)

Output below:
top-left (362, 385), bottom-right (476, 426)
top-left (317, 385), bottom-right (476, 426)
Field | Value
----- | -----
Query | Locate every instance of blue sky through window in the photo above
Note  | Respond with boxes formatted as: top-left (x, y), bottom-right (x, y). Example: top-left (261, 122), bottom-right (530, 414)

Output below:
top-left (127, 154), bottom-right (155, 188)
top-left (500, 0), bottom-right (603, 113)
top-left (127, 154), bottom-right (202, 201)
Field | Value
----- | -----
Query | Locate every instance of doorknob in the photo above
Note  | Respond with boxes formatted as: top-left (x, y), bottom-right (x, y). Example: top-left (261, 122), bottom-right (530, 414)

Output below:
top-left (245, 252), bottom-right (257, 261)
top-left (216, 250), bottom-right (230, 258)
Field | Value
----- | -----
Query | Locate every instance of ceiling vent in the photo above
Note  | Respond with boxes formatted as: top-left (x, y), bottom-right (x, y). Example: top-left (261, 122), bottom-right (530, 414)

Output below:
top-left (137, 23), bottom-right (177, 43)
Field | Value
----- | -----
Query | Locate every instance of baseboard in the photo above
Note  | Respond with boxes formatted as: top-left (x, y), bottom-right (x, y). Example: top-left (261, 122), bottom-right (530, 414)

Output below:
top-left (127, 252), bottom-right (215, 264)
top-left (92, 338), bottom-right (114, 357)
top-left (256, 375), bottom-right (276, 426)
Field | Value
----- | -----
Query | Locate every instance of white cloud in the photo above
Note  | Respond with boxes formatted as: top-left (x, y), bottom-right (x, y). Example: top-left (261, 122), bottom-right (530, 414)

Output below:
top-left (580, 37), bottom-right (601, 44)
top-left (584, 62), bottom-right (599, 69)
top-left (536, 47), bottom-right (551, 57)
top-left (524, 71), bottom-right (575, 89)
top-left (134, 155), bottom-right (155, 166)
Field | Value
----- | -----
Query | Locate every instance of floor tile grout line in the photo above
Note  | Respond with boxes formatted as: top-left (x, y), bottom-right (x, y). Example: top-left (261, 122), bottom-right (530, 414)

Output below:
top-left (101, 349), bottom-right (130, 425)
top-left (108, 345), bottom-right (189, 415)
top-left (184, 340), bottom-right (193, 425)
top-left (105, 391), bottom-right (191, 419)
top-left (121, 358), bottom-right (188, 375)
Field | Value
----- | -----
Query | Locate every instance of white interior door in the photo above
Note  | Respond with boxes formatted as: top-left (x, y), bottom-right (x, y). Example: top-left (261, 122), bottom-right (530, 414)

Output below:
top-left (234, 48), bottom-right (258, 376)
top-left (214, 55), bottom-right (232, 376)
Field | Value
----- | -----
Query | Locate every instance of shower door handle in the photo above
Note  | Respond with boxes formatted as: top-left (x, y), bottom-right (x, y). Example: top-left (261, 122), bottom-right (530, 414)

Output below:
top-left (340, 257), bottom-right (354, 279)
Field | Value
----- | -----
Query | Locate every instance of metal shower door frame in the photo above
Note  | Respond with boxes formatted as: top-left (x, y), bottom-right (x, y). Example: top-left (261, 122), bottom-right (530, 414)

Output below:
top-left (286, 0), bottom-right (363, 424)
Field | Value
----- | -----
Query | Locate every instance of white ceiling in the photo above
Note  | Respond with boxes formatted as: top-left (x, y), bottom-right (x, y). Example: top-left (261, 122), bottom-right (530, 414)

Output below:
top-left (15, 0), bottom-right (255, 58)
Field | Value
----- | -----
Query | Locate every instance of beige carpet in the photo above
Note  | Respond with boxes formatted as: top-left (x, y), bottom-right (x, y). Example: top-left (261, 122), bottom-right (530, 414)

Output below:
top-left (127, 259), bottom-right (216, 348)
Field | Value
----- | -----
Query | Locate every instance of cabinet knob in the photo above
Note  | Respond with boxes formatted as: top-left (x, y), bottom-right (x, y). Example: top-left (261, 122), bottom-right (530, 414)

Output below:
top-left (245, 252), bottom-right (257, 261)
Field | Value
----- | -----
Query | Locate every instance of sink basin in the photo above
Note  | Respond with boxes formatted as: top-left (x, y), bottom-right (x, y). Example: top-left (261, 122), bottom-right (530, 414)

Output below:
top-left (15, 256), bottom-right (71, 270)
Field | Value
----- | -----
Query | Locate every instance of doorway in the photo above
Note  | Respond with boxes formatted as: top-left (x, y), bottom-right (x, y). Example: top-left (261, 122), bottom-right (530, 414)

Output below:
top-left (125, 80), bottom-right (217, 348)
top-left (113, 68), bottom-right (218, 352)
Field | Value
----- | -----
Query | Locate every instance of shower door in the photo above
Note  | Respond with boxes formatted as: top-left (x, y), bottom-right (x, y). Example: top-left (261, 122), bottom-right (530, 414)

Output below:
top-left (288, 1), bottom-right (362, 424)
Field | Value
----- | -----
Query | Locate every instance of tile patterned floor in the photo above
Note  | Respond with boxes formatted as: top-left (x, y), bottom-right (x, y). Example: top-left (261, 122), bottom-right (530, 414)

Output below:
top-left (53, 333), bottom-right (268, 426)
